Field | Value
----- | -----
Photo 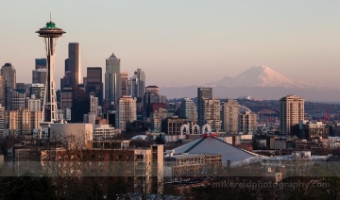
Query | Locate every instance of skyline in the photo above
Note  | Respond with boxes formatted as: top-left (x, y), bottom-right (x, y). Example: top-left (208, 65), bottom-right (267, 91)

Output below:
top-left (1, 1), bottom-right (340, 89)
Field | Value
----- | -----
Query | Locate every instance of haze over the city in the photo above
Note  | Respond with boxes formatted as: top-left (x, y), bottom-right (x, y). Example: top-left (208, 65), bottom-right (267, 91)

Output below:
top-left (1, 0), bottom-right (340, 92)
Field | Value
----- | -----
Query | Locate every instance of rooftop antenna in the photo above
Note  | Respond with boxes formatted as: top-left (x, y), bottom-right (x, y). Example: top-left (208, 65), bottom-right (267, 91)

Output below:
top-left (50, 12), bottom-right (52, 22)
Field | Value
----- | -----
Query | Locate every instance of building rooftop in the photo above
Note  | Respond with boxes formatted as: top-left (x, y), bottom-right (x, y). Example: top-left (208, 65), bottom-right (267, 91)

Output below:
top-left (172, 136), bottom-right (259, 164)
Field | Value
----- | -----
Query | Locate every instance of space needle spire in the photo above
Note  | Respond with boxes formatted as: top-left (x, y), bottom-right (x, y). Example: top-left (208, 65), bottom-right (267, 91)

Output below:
top-left (36, 15), bottom-right (66, 128)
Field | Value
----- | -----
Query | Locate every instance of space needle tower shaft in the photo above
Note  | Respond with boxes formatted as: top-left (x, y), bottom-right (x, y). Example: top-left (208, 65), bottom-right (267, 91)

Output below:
top-left (36, 15), bottom-right (66, 124)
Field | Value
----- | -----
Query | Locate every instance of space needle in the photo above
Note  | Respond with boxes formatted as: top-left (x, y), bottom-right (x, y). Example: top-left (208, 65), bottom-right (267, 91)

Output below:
top-left (36, 15), bottom-right (65, 129)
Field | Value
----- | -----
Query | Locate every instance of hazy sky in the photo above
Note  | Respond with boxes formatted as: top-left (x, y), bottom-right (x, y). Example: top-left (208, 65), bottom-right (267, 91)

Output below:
top-left (1, 1), bottom-right (340, 88)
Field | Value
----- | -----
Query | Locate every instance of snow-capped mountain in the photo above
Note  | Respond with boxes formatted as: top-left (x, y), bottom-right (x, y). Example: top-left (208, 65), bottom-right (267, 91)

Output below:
top-left (208, 65), bottom-right (312, 88)
top-left (160, 65), bottom-right (339, 101)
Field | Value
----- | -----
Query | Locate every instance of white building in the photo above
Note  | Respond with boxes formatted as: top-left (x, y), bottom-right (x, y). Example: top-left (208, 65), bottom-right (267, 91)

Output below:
top-left (26, 94), bottom-right (41, 111)
top-left (280, 94), bottom-right (305, 135)
top-left (50, 123), bottom-right (93, 149)
top-left (117, 96), bottom-right (137, 131)
top-left (93, 124), bottom-right (116, 140)
top-left (203, 98), bottom-right (221, 131)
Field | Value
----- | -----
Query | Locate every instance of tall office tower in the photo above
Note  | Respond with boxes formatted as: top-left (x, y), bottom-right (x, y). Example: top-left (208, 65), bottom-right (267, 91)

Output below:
top-left (197, 87), bottom-right (212, 126)
top-left (1, 63), bottom-right (16, 110)
top-left (238, 111), bottom-right (257, 134)
top-left (179, 98), bottom-right (197, 123)
top-left (129, 68), bottom-right (146, 98)
top-left (117, 96), bottom-right (137, 131)
top-left (68, 43), bottom-right (81, 86)
top-left (86, 67), bottom-right (103, 106)
top-left (71, 86), bottom-right (90, 123)
top-left (120, 72), bottom-right (129, 96)
top-left (222, 99), bottom-right (240, 134)
top-left (202, 98), bottom-right (221, 131)
top-left (36, 18), bottom-right (65, 125)
top-left (35, 58), bottom-right (47, 69)
top-left (105, 53), bottom-right (121, 108)
top-left (280, 94), bottom-right (305, 135)
top-left (0, 74), bottom-right (4, 107)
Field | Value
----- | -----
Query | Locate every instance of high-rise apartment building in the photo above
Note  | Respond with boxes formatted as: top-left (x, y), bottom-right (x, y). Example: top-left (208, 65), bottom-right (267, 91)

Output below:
top-left (117, 96), bottom-right (137, 131)
top-left (86, 67), bottom-right (103, 106)
top-left (68, 43), bottom-right (81, 87)
top-left (202, 98), bottom-right (221, 131)
top-left (27, 94), bottom-right (41, 112)
top-left (9, 90), bottom-right (26, 111)
top-left (7, 109), bottom-right (43, 135)
top-left (197, 87), bottom-right (213, 126)
top-left (238, 111), bottom-right (257, 134)
top-left (222, 99), bottom-right (240, 133)
top-left (280, 94), bottom-right (305, 135)
top-left (105, 53), bottom-right (121, 108)
top-left (179, 98), bottom-right (197, 123)
top-left (120, 72), bottom-right (129, 96)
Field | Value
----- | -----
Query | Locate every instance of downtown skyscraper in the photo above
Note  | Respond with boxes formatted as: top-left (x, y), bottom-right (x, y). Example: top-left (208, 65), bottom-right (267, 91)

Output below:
top-left (197, 87), bottom-right (212, 127)
top-left (280, 94), bottom-right (305, 135)
top-left (105, 53), bottom-right (121, 108)
top-left (68, 43), bottom-right (81, 87)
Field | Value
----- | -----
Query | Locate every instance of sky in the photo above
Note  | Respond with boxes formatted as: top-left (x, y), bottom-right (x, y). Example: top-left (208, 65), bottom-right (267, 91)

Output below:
top-left (1, 1), bottom-right (340, 88)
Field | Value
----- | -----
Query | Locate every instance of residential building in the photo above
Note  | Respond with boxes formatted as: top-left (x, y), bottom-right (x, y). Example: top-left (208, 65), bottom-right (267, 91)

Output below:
top-left (26, 94), bottom-right (41, 111)
top-left (179, 98), bottom-right (197, 123)
top-left (222, 99), bottom-right (240, 134)
top-left (203, 98), bottom-right (221, 131)
top-left (280, 94), bottom-right (305, 135)
top-left (117, 96), bottom-right (137, 131)
top-left (238, 111), bottom-right (257, 134)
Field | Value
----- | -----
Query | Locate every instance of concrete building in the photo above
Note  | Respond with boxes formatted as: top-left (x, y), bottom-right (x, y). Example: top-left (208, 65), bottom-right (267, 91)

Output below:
top-left (161, 116), bottom-right (188, 141)
top-left (179, 98), bottom-right (197, 123)
top-left (117, 96), bottom-right (137, 131)
top-left (202, 98), bottom-right (221, 131)
top-left (197, 87), bottom-right (213, 127)
top-left (151, 103), bottom-right (168, 131)
top-left (222, 99), bottom-right (240, 134)
top-left (105, 53), bottom-right (121, 107)
top-left (0, 104), bottom-right (5, 138)
top-left (26, 94), bottom-right (41, 111)
top-left (6, 109), bottom-right (43, 135)
top-left (297, 121), bottom-right (329, 140)
top-left (280, 94), bottom-right (305, 135)
top-left (49, 123), bottom-right (93, 149)
top-left (93, 124), bottom-right (116, 140)
top-left (238, 111), bottom-right (257, 134)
